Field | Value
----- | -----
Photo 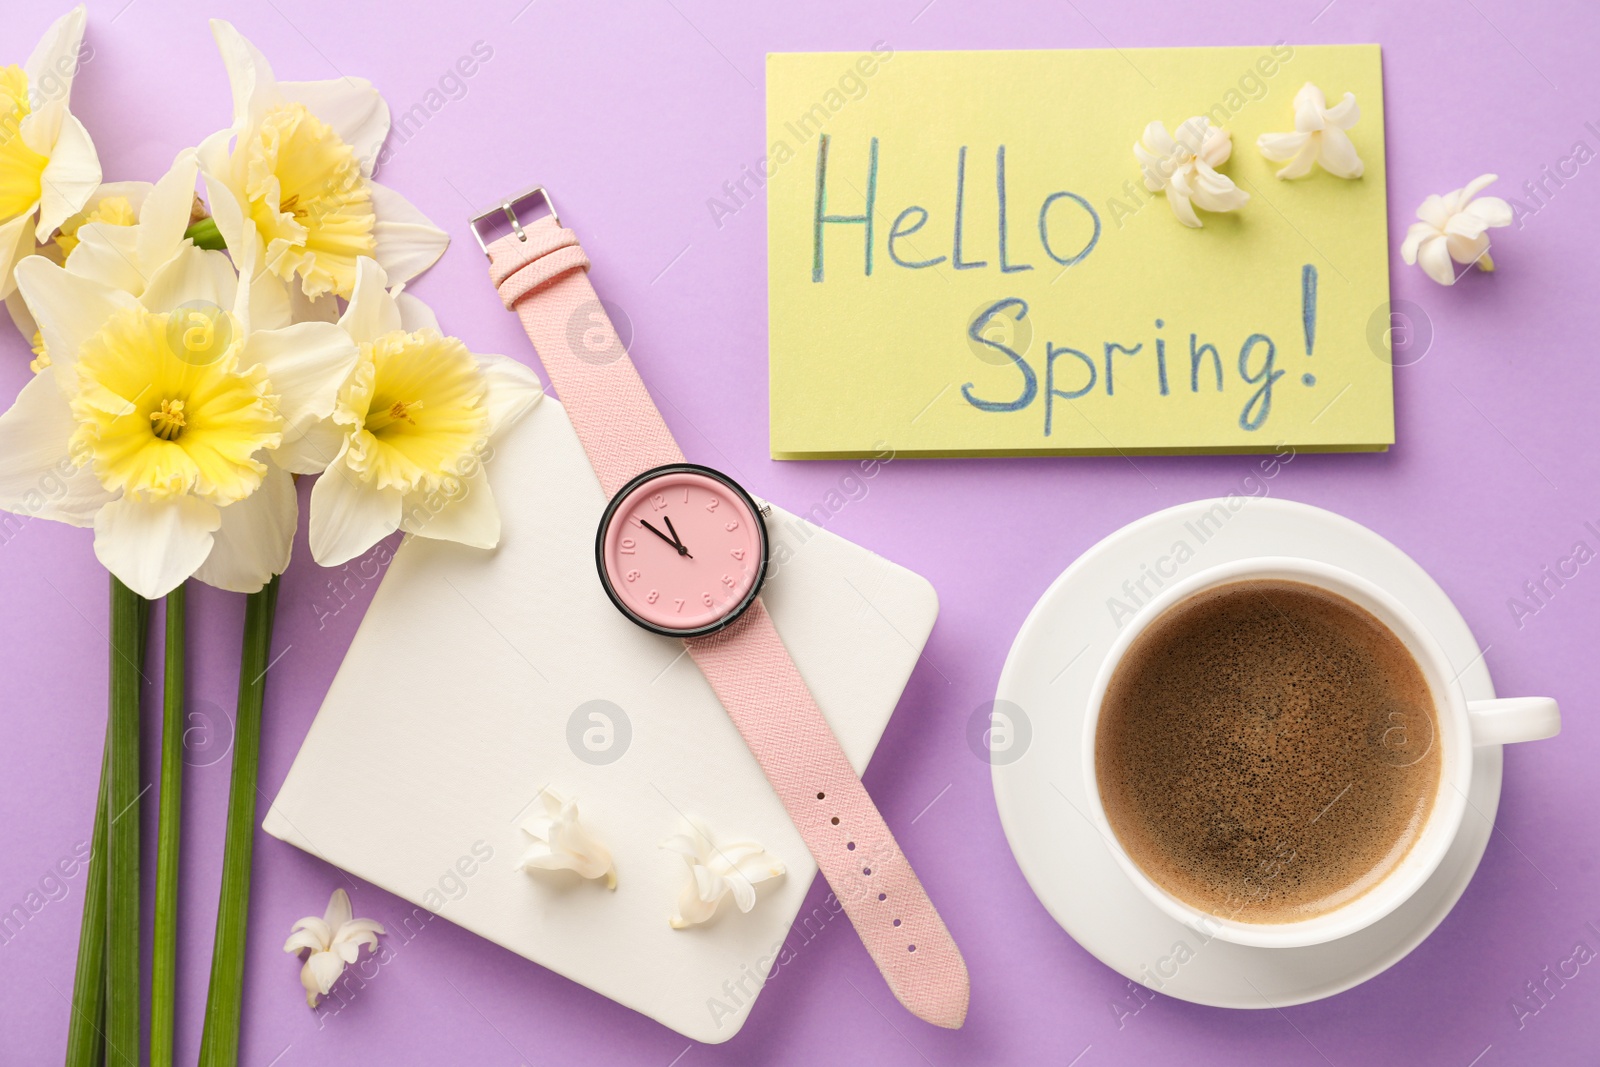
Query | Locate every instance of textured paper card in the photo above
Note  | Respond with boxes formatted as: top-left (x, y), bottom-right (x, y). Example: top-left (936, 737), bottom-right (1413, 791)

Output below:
top-left (766, 45), bottom-right (1392, 457)
top-left (264, 396), bottom-right (938, 1043)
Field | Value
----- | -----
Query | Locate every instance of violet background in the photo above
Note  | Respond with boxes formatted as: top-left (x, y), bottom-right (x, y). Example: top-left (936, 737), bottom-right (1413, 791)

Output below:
top-left (1, 0), bottom-right (1595, 1063)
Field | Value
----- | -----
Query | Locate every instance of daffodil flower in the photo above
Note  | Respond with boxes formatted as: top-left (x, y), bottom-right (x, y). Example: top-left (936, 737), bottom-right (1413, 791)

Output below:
top-left (283, 888), bottom-right (384, 1008)
top-left (0, 5), bottom-right (102, 299)
top-left (1400, 173), bottom-right (1512, 286)
top-left (662, 819), bottom-right (785, 928)
top-left (304, 257), bottom-right (541, 566)
top-left (7, 178), bottom-right (155, 370)
top-left (1257, 83), bottom-right (1364, 180)
top-left (516, 790), bottom-right (617, 889)
top-left (1133, 117), bottom-right (1250, 228)
top-left (195, 20), bottom-right (448, 311)
top-left (0, 158), bottom-right (360, 598)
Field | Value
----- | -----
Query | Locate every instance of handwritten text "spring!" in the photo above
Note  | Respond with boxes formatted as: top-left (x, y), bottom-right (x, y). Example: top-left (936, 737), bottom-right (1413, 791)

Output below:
top-left (809, 136), bottom-right (1322, 434)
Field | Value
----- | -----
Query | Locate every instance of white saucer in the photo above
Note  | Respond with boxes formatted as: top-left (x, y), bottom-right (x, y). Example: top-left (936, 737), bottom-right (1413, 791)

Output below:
top-left (991, 497), bottom-right (1502, 1009)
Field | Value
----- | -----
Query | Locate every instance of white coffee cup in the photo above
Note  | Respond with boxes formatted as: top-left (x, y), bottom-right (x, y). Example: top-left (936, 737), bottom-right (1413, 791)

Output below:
top-left (1081, 556), bottom-right (1559, 950)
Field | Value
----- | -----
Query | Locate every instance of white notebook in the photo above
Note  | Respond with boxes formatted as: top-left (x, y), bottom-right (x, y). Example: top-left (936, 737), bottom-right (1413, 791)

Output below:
top-left (264, 394), bottom-right (938, 1042)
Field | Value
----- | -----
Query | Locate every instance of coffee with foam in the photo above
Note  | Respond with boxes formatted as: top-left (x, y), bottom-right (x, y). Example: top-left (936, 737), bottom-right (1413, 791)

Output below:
top-left (1096, 579), bottom-right (1440, 923)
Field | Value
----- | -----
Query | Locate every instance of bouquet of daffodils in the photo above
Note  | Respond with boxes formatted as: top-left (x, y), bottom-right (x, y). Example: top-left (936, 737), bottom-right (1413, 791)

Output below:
top-left (0, 11), bottom-right (540, 1066)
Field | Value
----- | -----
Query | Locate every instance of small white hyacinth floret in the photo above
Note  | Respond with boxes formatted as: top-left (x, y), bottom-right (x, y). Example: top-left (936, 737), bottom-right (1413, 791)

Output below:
top-left (516, 789), bottom-right (617, 889)
top-left (1400, 174), bottom-right (1512, 285)
top-left (1257, 82), bottom-right (1365, 180)
top-left (1133, 117), bottom-right (1250, 228)
top-left (283, 888), bottom-right (384, 1008)
top-left (661, 818), bottom-right (786, 929)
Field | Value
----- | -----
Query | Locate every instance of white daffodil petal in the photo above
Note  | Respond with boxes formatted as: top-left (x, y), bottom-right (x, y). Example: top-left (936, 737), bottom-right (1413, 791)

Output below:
top-left (137, 151), bottom-right (201, 273)
top-left (196, 131), bottom-right (249, 253)
top-left (477, 353), bottom-right (544, 437)
top-left (5, 288), bottom-right (36, 346)
top-left (210, 19), bottom-right (281, 128)
top-left (0, 212), bottom-right (36, 301)
top-left (367, 182), bottom-right (450, 284)
top-left (240, 322), bottom-right (360, 438)
top-left (309, 460), bottom-right (401, 566)
top-left (67, 223), bottom-right (147, 296)
top-left (394, 290), bottom-right (441, 334)
top-left (279, 78), bottom-right (391, 176)
top-left (0, 367), bottom-right (109, 526)
top-left (190, 461), bottom-right (296, 593)
top-left (22, 5), bottom-right (86, 140)
top-left (35, 112), bottom-right (101, 239)
top-left (139, 246), bottom-right (237, 315)
top-left (15, 257), bottom-right (138, 375)
top-left (400, 467), bottom-right (499, 548)
top-left (230, 221), bottom-right (293, 335)
top-left (274, 418), bottom-right (345, 475)
top-left (337, 257), bottom-right (401, 344)
top-left (93, 493), bottom-right (222, 600)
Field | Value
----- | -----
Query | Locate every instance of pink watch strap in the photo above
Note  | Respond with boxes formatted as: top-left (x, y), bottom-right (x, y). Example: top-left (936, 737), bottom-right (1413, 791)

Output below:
top-left (487, 216), bottom-right (683, 498)
top-left (486, 208), bottom-right (969, 1028)
top-left (688, 603), bottom-right (969, 1028)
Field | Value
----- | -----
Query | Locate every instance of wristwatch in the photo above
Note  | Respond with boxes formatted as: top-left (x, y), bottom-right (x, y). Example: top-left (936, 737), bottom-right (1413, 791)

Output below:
top-left (472, 187), bottom-right (969, 1028)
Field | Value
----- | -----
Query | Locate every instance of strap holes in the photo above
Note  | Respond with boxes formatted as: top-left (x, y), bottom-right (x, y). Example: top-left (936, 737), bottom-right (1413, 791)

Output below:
top-left (863, 867), bottom-right (872, 876)
top-left (877, 893), bottom-right (886, 902)
top-left (893, 918), bottom-right (902, 927)
top-left (830, 817), bottom-right (840, 825)
top-left (908, 944), bottom-right (917, 953)
top-left (846, 842), bottom-right (855, 851)
top-left (816, 792), bottom-right (826, 800)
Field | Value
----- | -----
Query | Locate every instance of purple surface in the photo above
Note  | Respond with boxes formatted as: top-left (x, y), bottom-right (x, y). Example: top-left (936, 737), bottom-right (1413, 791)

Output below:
top-left (0, 0), bottom-right (1594, 1063)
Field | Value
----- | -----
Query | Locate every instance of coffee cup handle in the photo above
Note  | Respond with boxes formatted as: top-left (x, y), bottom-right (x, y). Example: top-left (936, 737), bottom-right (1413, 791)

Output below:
top-left (1465, 697), bottom-right (1560, 746)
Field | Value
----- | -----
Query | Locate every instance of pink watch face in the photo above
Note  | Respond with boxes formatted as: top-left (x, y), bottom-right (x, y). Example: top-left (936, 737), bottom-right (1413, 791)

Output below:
top-left (596, 464), bottom-right (768, 637)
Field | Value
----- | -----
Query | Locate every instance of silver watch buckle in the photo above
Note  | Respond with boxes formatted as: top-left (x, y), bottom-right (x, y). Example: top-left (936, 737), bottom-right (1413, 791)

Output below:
top-left (468, 185), bottom-right (562, 257)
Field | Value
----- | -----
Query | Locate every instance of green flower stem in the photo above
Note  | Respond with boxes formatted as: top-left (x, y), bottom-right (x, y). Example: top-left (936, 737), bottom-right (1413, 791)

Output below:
top-left (184, 216), bottom-right (227, 251)
top-left (198, 575), bottom-right (281, 1067)
top-left (63, 694), bottom-right (111, 1067)
top-left (105, 575), bottom-right (147, 1066)
top-left (150, 583), bottom-right (187, 1067)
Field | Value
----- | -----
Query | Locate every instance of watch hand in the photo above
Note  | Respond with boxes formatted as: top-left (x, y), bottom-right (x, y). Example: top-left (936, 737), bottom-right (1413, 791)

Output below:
top-left (662, 515), bottom-right (692, 558)
top-left (638, 518), bottom-right (691, 558)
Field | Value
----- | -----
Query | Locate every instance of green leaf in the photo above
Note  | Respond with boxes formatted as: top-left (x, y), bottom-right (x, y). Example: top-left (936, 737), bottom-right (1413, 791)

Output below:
top-left (198, 575), bottom-right (281, 1067)
top-left (150, 584), bottom-right (186, 1067)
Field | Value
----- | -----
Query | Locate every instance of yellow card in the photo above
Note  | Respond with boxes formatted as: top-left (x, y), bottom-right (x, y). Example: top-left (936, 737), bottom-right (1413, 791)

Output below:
top-left (765, 45), bottom-right (1392, 458)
